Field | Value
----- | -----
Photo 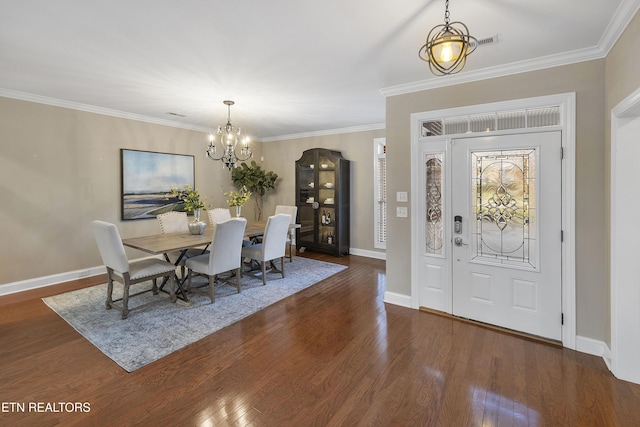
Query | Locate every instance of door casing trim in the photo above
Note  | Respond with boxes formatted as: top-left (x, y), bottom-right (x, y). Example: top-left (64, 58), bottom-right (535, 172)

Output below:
top-left (610, 86), bottom-right (640, 383)
top-left (410, 93), bottom-right (576, 349)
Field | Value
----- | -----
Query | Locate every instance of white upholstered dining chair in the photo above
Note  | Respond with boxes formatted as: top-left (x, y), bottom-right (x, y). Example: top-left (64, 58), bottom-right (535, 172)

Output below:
top-left (209, 207), bottom-right (253, 247)
top-left (274, 205), bottom-right (298, 262)
top-left (207, 208), bottom-right (232, 224)
top-left (241, 213), bottom-right (291, 286)
top-left (157, 211), bottom-right (191, 234)
top-left (156, 211), bottom-right (208, 276)
top-left (185, 217), bottom-right (247, 303)
top-left (91, 220), bottom-right (177, 319)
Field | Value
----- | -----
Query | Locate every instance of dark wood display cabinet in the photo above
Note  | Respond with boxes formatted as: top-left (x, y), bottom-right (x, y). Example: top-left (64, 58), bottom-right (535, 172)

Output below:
top-left (295, 148), bottom-right (350, 256)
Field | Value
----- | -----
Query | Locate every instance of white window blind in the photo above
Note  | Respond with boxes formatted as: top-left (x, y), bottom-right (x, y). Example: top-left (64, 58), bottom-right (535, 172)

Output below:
top-left (374, 138), bottom-right (386, 249)
top-left (421, 105), bottom-right (561, 137)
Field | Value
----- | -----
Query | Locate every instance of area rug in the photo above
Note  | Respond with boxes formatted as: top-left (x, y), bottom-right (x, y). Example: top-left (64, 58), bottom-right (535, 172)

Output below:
top-left (42, 257), bottom-right (346, 372)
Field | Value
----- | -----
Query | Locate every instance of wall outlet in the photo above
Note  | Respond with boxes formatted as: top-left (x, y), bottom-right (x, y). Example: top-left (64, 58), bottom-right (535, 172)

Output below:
top-left (396, 191), bottom-right (408, 202)
top-left (397, 207), bottom-right (408, 218)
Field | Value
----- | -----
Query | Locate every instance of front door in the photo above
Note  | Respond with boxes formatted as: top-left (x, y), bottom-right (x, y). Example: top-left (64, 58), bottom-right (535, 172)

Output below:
top-left (418, 131), bottom-right (562, 341)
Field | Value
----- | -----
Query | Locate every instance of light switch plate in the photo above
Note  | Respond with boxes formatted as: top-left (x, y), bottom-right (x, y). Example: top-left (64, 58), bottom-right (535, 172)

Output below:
top-left (397, 207), bottom-right (408, 218)
top-left (397, 191), bottom-right (408, 202)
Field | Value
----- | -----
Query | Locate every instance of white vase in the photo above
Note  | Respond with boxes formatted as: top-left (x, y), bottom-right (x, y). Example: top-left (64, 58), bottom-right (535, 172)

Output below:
top-left (235, 205), bottom-right (242, 217)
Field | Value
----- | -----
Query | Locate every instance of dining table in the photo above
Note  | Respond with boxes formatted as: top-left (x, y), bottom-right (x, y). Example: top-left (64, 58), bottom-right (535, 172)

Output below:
top-left (122, 221), bottom-right (300, 302)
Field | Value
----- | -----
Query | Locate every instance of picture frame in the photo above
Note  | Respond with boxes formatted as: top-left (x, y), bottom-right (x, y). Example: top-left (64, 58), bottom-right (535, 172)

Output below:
top-left (121, 149), bottom-right (195, 220)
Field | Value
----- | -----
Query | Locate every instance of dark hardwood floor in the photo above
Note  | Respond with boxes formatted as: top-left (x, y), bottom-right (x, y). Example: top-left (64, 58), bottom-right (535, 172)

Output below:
top-left (1, 253), bottom-right (639, 426)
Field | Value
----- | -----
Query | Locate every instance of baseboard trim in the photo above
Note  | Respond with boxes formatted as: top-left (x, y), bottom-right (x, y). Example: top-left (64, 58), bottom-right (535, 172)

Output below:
top-left (0, 266), bottom-right (106, 297)
top-left (0, 255), bottom-right (159, 297)
top-left (349, 248), bottom-right (386, 260)
top-left (383, 291), bottom-right (412, 308)
top-left (576, 335), bottom-right (612, 370)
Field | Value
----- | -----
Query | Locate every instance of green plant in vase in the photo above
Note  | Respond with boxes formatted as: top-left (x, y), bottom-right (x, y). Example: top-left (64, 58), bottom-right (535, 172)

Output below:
top-left (169, 185), bottom-right (205, 220)
top-left (225, 185), bottom-right (252, 217)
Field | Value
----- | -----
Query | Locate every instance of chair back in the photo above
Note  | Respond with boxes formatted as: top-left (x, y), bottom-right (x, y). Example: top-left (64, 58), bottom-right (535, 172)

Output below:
top-left (208, 208), bottom-right (232, 224)
top-left (208, 218), bottom-right (247, 275)
top-left (275, 205), bottom-right (297, 225)
top-left (157, 211), bottom-right (188, 234)
top-left (261, 214), bottom-right (291, 261)
top-left (91, 220), bottom-right (129, 274)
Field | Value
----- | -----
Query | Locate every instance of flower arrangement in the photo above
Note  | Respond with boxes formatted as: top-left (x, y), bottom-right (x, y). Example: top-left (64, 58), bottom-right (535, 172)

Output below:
top-left (168, 185), bottom-right (205, 212)
top-left (225, 185), bottom-right (252, 207)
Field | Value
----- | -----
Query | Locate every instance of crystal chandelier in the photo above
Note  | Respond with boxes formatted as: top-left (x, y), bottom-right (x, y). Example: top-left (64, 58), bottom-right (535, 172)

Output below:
top-left (418, 0), bottom-right (477, 75)
top-left (206, 100), bottom-right (252, 170)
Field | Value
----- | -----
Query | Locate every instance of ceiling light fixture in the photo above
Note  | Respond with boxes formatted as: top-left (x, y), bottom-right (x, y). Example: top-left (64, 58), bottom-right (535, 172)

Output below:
top-left (418, 0), bottom-right (477, 75)
top-left (206, 100), bottom-right (252, 170)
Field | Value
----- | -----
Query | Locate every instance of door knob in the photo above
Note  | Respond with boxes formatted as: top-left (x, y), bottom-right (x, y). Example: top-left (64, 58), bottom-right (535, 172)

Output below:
top-left (454, 237), bottom-right (468, 247)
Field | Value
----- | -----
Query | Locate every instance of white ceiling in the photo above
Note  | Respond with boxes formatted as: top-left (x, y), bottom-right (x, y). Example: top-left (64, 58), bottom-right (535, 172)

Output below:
top-left (1, 0), bottom-right (638, 140)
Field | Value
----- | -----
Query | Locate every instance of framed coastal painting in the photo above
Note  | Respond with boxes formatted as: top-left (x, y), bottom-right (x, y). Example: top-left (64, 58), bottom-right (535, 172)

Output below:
top-left (121, 149), bottom-right (195, 220)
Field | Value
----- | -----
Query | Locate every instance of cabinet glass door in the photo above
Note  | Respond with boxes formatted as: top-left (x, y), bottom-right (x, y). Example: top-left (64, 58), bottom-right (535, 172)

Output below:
top-left (318, 155), bottom-right (336, 246)
top-left (298, 157), bottom-right (316, 246)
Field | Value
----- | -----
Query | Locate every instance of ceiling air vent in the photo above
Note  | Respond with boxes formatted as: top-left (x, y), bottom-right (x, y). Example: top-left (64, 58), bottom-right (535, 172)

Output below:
top-left (476, 34), bottom-right (498, 47)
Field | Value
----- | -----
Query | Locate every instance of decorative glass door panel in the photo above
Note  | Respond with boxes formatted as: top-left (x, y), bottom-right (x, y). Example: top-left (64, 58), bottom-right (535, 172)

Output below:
top-left (471, 149), bottom-right (537, 270)
top-left (418, 144), bottom-right (450, 314)
top-left (425, 153), bottom-right (444, 255)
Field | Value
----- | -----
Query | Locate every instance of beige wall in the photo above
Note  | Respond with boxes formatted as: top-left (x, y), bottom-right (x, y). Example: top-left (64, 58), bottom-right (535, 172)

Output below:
top-left (385, 60), bottom-right (608, 340)
top-left (260, 130), bottom-right (386, 255)
top-left (0, 98), bottom-right (261, 285)
top-left (0, 96), bottom-right (384, 287)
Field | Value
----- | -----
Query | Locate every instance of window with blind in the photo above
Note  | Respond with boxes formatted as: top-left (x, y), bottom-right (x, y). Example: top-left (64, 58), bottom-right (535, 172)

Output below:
top-left (420, 106), bottom-right (561, 137)
top-left (374, 138), bottom-right (386, 249)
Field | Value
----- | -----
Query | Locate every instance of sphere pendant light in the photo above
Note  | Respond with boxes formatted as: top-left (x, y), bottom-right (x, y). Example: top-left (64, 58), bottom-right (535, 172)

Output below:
top-left (418, 0), bottom-right (478, 75)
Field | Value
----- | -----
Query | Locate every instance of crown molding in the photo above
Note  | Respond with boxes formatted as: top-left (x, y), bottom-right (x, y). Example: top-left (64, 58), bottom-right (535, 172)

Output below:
top-left (380, 46), bottom-right (605, 97)
top-left (599, 0), bottom-right (640, 54)
top-left (261, 122), bottom-right (386, 142)
top-left (0, 88), bottom-right (211, 133)
top-left (0, 87), bottom-right (383, 140)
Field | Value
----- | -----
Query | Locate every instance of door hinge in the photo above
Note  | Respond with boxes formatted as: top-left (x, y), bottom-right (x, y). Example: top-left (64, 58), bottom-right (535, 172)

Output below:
top-left (561, 230), bottom-right (564, 242)
top-left (561, 313), bottom-right (564, 325)
top-left (561, 147), bottom-right (564, 160)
